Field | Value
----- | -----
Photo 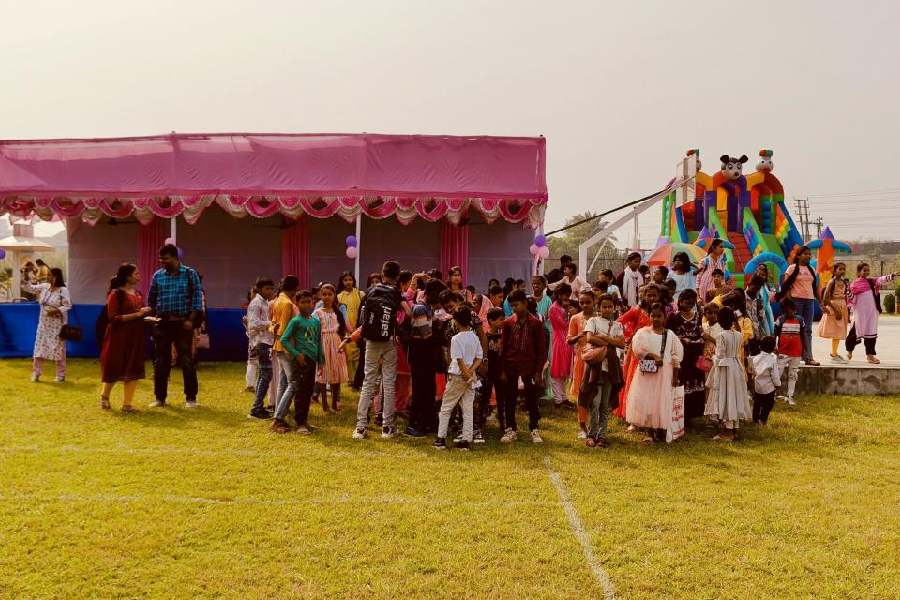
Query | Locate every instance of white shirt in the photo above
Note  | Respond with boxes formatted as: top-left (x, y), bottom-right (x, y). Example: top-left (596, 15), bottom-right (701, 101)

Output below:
top-left (622, 267), bottom-right (643, 307)
top-left (448, 329), bottom-right (483, 376)
top-left (247, 293), bottom-right (274, 347)
top-left (584, 316), bottom-right (625, 370)
top-left (751, 352), bottom-right (782, 394)
top-left (548, 274), bottom-right (591, 295)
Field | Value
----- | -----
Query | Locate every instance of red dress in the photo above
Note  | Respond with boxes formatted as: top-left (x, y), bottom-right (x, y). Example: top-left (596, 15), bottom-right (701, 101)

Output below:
top-left (100, 289), bottom-right (147, 383)
top-left (615, 306), bottom-right (651, 419)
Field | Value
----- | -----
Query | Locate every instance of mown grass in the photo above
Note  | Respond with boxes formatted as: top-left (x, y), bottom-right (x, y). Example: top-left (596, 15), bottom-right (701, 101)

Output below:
top-left (0, 359), bottom-right (897, 599)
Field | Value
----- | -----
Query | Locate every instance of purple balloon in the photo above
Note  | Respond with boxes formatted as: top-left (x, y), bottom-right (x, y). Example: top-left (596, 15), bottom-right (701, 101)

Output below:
top-left (0, 248), bottom-right (5, 260)
top-left (176, 247), bottom-right (184, 260)
top-left (534, 234), bottom-right (547, 247)
top-left (346, 235), bottom-right (358, 248)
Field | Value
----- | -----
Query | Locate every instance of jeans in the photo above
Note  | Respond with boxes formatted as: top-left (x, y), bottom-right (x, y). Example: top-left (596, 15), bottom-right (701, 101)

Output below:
top-left (479, 373), bottom-right (504, 431)
top-left (355, 340), bottom-right (398, 430)
top-left (252, 343), bottom-right (272, 411)
top-left (503, 368), bottom-right (540, 432)
top-left (437, 375), bottom-right (476, 442)
top-left (793, 298), bottom-right (817, 362)
top-left (588, 380), bottom-right (612, 439)
top-left (778, 355), bottom-right (802, 399)
top-left (153, 321), bottom-right (198, 402)
top-left (275, 353), bottom-right (315, 424)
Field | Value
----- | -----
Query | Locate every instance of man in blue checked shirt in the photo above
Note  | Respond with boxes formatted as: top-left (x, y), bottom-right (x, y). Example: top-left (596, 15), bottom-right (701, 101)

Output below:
top-left (147, 244), bottom-right (204, 408)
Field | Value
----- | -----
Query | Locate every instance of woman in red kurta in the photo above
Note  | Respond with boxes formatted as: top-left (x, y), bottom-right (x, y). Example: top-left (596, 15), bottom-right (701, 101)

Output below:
top-left (615, 284), bottom-right (659, 419)
top-left (100, 264), bottom-right (151, 411)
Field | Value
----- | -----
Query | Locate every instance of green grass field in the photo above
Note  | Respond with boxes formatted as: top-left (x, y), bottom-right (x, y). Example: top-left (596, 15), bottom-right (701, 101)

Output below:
top-left (1, 359), bottom-right (898, 599)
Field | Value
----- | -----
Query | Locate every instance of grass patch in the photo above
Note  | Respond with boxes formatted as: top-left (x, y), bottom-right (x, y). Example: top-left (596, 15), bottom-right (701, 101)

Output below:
top-left (0, 359), bottom-right (898, 599)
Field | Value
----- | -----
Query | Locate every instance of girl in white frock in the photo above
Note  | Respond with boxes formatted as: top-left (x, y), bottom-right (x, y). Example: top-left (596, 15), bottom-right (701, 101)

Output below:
top-left (626, 303), bottom-right (683, 443)
top-left (704, 307), bottom-right (751, 441)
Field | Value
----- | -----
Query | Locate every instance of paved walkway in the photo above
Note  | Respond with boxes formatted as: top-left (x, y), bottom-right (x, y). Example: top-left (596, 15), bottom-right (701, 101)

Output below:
top-left (810, 315), bottom-right (900, 368)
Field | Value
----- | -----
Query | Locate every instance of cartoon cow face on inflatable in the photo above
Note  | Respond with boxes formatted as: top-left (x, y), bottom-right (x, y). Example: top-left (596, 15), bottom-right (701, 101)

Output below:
top-left (720, 154), bottom-right (748, 180)
top-left (757, 150), bottom-right (774, 172)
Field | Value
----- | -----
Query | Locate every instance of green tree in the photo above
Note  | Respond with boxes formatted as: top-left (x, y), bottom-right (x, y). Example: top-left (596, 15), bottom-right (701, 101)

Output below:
top-left (546, 213), bottom-right (620, 281)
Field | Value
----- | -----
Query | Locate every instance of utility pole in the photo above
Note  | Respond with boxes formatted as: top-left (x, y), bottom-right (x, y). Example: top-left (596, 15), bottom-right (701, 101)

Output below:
top-left (794, 197), bottom-right (811, 242)
top-left (814, 216), bottom-right (823, 240)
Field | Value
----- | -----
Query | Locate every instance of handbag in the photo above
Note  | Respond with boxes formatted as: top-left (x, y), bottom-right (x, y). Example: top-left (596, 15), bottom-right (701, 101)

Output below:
top-left (666, 385), bottom-right (686, 443)
top-left (582, 319), bottom-right (617, 366)
top-left (59, 324), bottom-right (83, 341)
top-left (196, 332), bottom-right (210, 350)
top-left (695, 355), bottom-right (713, 372)
top-left (638, 329), bottom-right (667, 373)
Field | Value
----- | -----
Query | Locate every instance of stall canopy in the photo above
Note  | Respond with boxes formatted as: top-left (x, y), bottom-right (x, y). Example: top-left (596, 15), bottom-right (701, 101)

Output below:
top-left (0, 133), bottom-right (547, 227)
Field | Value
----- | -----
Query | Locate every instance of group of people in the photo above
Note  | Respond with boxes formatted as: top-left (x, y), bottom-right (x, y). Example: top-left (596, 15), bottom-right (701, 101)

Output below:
top-left (28, 239), bottom-right (895, 450)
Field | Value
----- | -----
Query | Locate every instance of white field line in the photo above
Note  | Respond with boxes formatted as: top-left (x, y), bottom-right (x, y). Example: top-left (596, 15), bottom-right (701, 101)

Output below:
top-left (0, 491), bottom-right (554, 509)
top-left (544, 456), bottom-right (615, 600)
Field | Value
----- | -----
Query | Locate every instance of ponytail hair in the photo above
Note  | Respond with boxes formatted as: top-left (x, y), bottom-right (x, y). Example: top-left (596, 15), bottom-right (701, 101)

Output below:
top-left (109, 263), bottom-right (137, 291)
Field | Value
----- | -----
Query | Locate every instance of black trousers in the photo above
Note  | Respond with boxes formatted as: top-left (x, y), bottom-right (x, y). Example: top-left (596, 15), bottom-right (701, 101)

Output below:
top-left (153, 321), bottom-right (198, 403)
top-left (479, 374), bottom-right (505, 431)
top-left (845, 325), bottom-right (877, 355)
top-left (409, 353), bottom-right (438, 432)
top-left (752, 391), bottom-right (776, 424)
top-left (503, 368), bottom-right (540, 432)
top-left (293, 358), bottom-right (316, 425)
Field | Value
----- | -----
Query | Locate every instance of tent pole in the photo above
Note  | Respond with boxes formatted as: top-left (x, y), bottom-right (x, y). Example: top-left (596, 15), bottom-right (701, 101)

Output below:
top-left (170, 217), bottom-right (177, 244)
top-left (354, 216), bottom-right (361, 285)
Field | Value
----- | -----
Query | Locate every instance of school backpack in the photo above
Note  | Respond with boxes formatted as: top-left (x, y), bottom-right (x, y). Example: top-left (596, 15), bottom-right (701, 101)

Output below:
top-left (361, 283), bottom-right (400, 342)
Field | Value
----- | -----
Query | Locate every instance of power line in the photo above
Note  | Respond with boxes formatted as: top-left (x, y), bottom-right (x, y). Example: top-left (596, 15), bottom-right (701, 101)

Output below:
top-left (807, 187), bottom-right (900, 198)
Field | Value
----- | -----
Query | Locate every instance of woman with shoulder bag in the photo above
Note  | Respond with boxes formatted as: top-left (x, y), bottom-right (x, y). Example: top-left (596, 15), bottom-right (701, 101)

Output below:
top-left (779, 246), bottom-right (820, 365)
top-left (24, 268), bottom-right (71, 383)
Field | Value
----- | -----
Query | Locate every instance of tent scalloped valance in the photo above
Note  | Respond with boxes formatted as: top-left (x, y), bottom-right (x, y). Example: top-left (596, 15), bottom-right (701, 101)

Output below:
top-left (0, 195), bottom-right (546, 228)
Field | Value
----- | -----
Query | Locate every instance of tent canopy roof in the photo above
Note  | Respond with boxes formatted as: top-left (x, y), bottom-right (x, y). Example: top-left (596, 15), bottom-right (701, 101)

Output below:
top-left (0, 133), bottom-right (547, 226)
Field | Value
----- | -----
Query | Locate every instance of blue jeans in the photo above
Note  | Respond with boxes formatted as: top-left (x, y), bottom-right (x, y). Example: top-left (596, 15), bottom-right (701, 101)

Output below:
top-left (794, 298), bottom-right (817, 362)
top-left (252, 343), bottom-right (272, 411)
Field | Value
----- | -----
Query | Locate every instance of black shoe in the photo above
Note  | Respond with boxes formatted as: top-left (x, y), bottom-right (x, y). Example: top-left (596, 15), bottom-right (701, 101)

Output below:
top-left (249, 408), bottom-right (273, 420)
top-left (433, 437), bottom-right (447, 450)
top-left (473, 430), bottom-right (486, 444)
top-left (404, 426), bottom-right (426, 438)
top-left (381, 426), bottom-right (397, 439)
top-left (455, 441), bottom-right (471, 451)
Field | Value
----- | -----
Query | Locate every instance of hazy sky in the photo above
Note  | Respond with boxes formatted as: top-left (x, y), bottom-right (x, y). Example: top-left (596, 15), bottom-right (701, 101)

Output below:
top-left (3, 0), bottom-right (899, 244)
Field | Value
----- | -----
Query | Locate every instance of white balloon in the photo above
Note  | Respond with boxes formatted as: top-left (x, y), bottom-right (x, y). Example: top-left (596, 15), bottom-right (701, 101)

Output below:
top-left (346, 246), bottom-right (358, 259)
top-left (529, 244), bottom-right (539, 256)
top-left (538, 245), bottom-right (550, 259)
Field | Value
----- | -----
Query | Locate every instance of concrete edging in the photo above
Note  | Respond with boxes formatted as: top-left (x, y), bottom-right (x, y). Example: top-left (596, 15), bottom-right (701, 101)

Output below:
top-left (797, 365), bottom-right (900, 396)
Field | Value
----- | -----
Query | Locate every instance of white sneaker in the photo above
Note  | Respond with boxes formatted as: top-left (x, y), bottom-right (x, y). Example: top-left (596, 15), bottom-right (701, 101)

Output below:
top-left (352, 427), bottom-right (367, 440)
top-left (531, 430), bottom-right (544, 444)
top-left (55, 376), bottom-right (65, 383)
top-left (786, 397), bottom-right (796, 406)
top-left (577, 430), bottom-right (588, 440)
top-left (30, 373), bottom-right (39, 383)
top-left (185, 400), bottom-right (198, 408)
top-left (775, 395), bottom-right (787, 403)
top-left (500, 428), bottom-right (517, 443)
top-left (453, 434), bottom-right (464, 444)
top-left (148, 400), bottom-right (165, 408)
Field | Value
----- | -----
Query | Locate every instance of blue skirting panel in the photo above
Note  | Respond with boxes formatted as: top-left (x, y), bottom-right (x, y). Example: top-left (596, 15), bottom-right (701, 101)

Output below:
top-left (0, 304), bottom-right (248, 362)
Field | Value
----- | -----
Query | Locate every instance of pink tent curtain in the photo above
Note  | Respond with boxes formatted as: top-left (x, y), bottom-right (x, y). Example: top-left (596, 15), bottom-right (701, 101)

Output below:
top-left (137, 219), bottom-right (165, 297)
top-left (281, 217), bottom-right (309, 289)
top-left (440, 221), bottom-right (469, 283)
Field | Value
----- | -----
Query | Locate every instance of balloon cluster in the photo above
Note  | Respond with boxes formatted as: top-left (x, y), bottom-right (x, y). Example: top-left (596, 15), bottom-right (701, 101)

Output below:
top-left (345, 235), bottom-right (358, 259)
top-left (164, 238), bottom-right (184, 260)
top-left (529, 232), bottom-right (549, 259)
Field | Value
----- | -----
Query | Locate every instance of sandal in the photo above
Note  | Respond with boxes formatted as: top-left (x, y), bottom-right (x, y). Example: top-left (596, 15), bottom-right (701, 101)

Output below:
top-left (585, 438), bottom-right (596, 448)
top-left (596, 437), bottom-right (610, 448)
top-left (867, 355), bottom-right (881, 364)
top-left (100, 396), bottom-right (111, 410)
top-left (121, 405), bottom-right (137, 413)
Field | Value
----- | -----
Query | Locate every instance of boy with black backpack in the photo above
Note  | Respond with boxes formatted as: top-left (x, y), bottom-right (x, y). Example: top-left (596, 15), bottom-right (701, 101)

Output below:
top-left (352, 261), bottom-right (405, 439)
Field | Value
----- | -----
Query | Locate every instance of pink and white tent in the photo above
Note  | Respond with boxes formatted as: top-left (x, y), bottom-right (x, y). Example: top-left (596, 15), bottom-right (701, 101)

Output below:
top-left (0, 133), bottom-right (548, 305)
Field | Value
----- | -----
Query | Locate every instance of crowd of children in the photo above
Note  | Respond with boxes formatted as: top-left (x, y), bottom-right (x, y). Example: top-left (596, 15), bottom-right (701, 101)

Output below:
top-left (240, 246), bottom-right (897, 449)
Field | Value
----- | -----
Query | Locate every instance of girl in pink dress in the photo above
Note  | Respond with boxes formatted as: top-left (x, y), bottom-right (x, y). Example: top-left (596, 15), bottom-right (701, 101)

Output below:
top-left (696, 239), bottom-right (728, 304)
top-left (548, 282), bottom-right (573, 407)
top-left (314, 284), bottom-right (348, 411)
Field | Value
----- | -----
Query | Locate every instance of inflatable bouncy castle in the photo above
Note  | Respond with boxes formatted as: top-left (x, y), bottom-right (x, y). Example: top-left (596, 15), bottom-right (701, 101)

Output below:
top-left (658, 149), bottom-right (805, 288)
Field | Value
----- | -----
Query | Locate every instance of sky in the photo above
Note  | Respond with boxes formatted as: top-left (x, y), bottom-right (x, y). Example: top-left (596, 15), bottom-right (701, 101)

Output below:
top-left (2, 0), bottom-right (900, 245)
